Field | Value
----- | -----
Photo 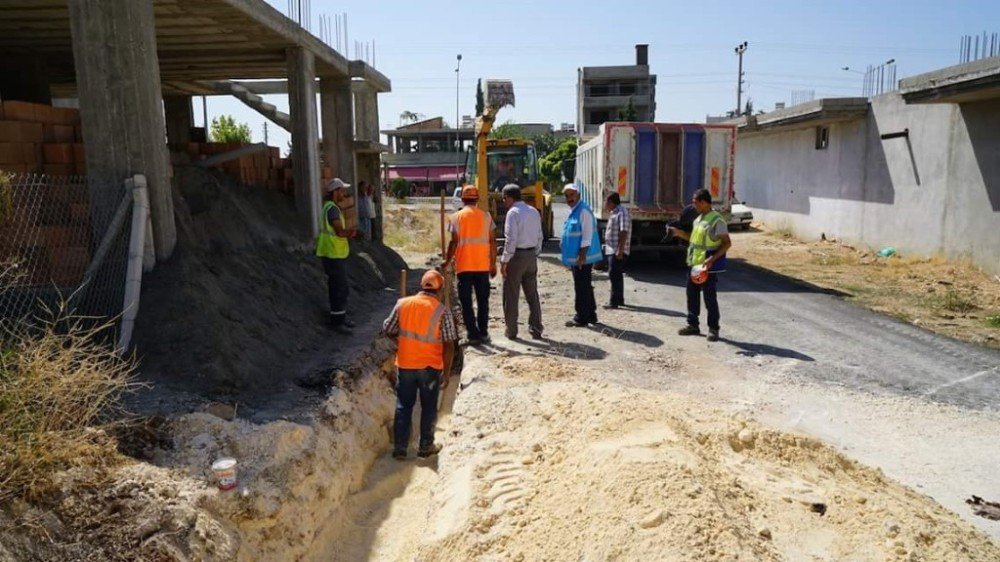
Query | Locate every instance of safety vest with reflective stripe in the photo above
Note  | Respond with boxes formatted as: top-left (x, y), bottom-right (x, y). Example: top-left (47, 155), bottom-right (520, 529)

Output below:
top-left (561, 201), bottom-right (603, 267)
top-left (452, 206), bottom-right (492, 273)
top-left (395, 293), bottom-right (447, 370)
top-left (315, 201), bottom-right (350, 259)
top-left (687, 210), bottom-right (726, 270)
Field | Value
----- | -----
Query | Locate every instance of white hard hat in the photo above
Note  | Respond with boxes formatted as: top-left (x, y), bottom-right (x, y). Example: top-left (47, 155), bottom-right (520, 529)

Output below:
top-left (323, 177), bottom-right (351, 194)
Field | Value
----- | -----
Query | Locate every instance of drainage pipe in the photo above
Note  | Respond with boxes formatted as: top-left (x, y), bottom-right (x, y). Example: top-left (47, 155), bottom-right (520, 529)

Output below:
top-left (117, 174), bottom-right (151, 354)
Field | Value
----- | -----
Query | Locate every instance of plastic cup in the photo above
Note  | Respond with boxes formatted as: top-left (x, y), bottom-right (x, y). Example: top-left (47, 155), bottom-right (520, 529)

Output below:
top-left (212, 457), bottom-right (238, 491)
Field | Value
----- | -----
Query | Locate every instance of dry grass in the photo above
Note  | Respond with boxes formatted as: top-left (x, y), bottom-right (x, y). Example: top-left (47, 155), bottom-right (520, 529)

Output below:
top-left (730, 226), bottom-right (1000, 348)
top-left (382, 202), bottom-right (446, 258)
top-left (0, 304), bottom-right (136, 502)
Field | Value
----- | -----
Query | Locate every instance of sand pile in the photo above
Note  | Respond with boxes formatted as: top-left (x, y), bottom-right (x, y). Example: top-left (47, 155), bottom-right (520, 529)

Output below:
top-left (412, 354), bottom-right (1000, 562)
top-left (133, 165), bottom-right (406, 406)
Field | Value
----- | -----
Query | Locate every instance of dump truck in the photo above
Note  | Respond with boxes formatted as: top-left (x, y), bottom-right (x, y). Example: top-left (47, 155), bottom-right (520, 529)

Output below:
top-left (575, 122), bottom-right (736, 253)
top-left (463, 80), bottom-right (554, 239)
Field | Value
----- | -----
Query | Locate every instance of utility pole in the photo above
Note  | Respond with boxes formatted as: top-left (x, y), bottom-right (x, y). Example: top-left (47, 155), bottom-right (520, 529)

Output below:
top-left (455, 54), bottom-right (462, 186)
top-left (263, 122), bottom-right (269, 145)
top-left (734, 42), bottom-right (748, 116)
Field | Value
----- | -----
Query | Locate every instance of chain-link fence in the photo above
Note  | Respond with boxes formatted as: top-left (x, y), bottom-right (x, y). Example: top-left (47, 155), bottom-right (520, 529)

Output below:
top-left (0, 173), bottom-right (132, 340)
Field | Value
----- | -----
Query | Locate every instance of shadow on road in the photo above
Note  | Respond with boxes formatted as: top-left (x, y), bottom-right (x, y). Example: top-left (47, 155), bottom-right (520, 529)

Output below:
top-left (484, 337), bottom-right (608, 360)
top-left (624, 258), bottom-right (848, 296)
top-left (721, 338), bottom-right (815, 362)
top-left (586, 323), bottom-right (664, 348)
top-left (618, 304), bottom-right (686, 318)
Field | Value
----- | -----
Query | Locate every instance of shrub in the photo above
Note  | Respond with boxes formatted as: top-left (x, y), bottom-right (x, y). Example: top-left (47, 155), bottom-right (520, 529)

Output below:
top-left (0, 307), bottom-right (136, 501)
top-left (390, 178), bottom-right (411, 200)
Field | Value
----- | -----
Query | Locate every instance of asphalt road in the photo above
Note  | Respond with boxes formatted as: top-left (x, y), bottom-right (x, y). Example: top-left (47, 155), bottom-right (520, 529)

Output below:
top-left (548, 202), bottom-right (1000, 412)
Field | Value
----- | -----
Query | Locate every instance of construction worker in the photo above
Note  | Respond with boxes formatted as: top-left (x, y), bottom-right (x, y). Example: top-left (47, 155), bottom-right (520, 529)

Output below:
top-left (669, 188), bottom-right (732, 342)
top-left (500, 184), bottom-right (544, 340)
top-left (316, 178), bottom-right (356, 334)
top-left (382, 270), bottom-right (458, 460)
top-left (445, 185), bottom-right (497, 345)
top-left (561, 183), bottom-right (602, 327)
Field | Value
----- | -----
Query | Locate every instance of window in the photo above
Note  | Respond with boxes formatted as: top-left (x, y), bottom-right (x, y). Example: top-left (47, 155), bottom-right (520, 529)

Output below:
top-left (815, 126), bottom-right (830, 150)
top-left (590, 110), bottom-right (611, 125)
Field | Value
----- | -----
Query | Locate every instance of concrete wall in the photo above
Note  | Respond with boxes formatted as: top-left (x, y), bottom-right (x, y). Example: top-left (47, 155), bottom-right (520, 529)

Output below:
top-left (736, 93), bottom-right (1000, 274)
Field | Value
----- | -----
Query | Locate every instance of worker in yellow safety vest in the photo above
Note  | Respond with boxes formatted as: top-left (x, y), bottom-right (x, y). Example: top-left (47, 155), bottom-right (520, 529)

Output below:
top-left (316, 178), bottom-right (356, 334)
top-left (668, 188), bottom-right (732, 342)
top-left (445, 185), bottom-right (497, 345)
top-left (382, 270), bottom-right (459, 460)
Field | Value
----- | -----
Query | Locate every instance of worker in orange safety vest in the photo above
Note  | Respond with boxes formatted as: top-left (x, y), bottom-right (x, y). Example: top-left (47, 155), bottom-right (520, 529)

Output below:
top-left (382, 270), bottom-right (458, 460)
top-left (445, 185), bottom-right (497, 346)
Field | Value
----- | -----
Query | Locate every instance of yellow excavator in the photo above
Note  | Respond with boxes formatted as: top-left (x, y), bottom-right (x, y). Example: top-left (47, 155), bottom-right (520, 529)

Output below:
top-left (464, 80), bottom-right (554, 239)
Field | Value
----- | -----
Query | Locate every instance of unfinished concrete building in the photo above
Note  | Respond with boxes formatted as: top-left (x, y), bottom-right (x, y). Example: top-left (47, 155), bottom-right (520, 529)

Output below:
top-left (577, 44), bottom-right (657, 141)
top-left (0, 0), bottom-right (391, 259)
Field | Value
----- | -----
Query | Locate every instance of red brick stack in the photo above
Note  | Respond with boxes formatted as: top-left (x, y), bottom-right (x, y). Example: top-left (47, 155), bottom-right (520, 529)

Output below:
top-left (0, 176), bottom-right (92, 288)
top-left (179, 142), bottom-right (330, 195)
top-left (0, 101), bottom-right (85, 176)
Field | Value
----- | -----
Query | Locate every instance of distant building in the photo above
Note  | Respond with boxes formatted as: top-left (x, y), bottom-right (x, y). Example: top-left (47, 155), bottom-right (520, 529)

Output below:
top-left (461, 114), bottom-right (475, 129)
top-left (577, 44), bottom-right (657, 140)
top-left (382, 117), bottom-right (473, 195)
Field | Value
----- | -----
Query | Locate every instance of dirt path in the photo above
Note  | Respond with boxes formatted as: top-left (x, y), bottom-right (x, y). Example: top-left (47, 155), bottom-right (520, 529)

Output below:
top-left (302, 253), bottom-right (1000, 561)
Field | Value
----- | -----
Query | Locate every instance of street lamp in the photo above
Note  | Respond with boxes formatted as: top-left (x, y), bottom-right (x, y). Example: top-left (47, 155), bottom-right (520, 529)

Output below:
top-left (455, 54), bottom-right (462, 189)
top-left (842, 66), bottom-right (865, 96)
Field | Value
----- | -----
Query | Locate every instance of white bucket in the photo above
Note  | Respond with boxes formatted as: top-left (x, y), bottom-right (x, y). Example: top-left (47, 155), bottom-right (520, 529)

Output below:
top-left (212, 457), bottom-right (238, 491)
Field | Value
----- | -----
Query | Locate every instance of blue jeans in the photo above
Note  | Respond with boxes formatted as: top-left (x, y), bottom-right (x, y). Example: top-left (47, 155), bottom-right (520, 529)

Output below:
top-left (393, 368), bottom-right (440, 453)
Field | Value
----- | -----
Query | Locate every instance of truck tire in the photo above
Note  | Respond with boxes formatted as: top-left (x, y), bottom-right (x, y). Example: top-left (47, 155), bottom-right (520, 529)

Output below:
top-left (543, 206), bottom-right (554, 239)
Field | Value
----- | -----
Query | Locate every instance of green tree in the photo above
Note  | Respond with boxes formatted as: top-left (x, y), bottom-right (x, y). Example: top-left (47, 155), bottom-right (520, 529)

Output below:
top-left (618, 97), bottom-right (638, 121)
top-left (390, 177), bottom-right (410, 199)
top-left (475, 79), bottom-right (485, 117)
top-left (489, 121), bottom-right (525, 139)
top-left (538, 137), bottom-right (577, 187)
top-left (210, 115), bottom-right (252, 143)
top-left (744, 99), bottom-right (754, 116)
top-left (399, 110), bottom-right (420, 124)
top-left (532, 133), bottom-right (559, 159)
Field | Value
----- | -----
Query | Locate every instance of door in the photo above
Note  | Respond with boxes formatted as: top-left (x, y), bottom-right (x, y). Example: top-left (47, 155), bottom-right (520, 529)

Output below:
top-left (657, 130), bottom-right (682, 207)
top-left (635, 128), bottom-right (657, 207)
top-left (608, 125), bottom-right (635, 205)
top-left (682, 130), bottom-right (705, 205)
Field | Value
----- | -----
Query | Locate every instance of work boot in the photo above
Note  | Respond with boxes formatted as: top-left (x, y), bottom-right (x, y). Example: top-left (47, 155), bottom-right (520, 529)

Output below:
top-left (417, 443), bottom-right (443, 458)
top-left (392, 450), bottom-right (407, 461)
top-left (530, 331), bottom-right (544, 341)
top-left (707, 329), bottom-right (720, 342)
top-left (602, 303), bottom-right (619, 310)
top-left (565, 318), bottom-right (587, 328)
top-left (678, 325), bottom-right (701, 336)
top-left (330, 322), bottom-right (353, 335)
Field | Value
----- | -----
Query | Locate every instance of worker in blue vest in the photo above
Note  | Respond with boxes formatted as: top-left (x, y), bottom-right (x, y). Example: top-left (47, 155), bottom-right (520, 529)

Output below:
top-left (669, 188), bottom-right (731, 342)
top-left (316, 178), bottom-right (356, 334)
top-left (561, 183), bottom-right (603, 327)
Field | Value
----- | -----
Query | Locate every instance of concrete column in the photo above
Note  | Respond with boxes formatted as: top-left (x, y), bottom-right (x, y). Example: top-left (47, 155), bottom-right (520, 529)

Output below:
top-left (68, 0), bottom-right (175, 261)
top-left (320, 76), bottom-right (356, 197)
top-left (286, 47), bottom-right (322, 234)
top-left (164, 95), bottom-right (193, 146)
top-left (352, 82), bottom-right (379, 143)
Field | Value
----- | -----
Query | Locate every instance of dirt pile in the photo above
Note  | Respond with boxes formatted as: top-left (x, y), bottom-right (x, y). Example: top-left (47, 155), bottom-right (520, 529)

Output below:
top-left (133, 165), bottom-right (406, 407)
top-left (407, 354), bottom-right (1000, 562)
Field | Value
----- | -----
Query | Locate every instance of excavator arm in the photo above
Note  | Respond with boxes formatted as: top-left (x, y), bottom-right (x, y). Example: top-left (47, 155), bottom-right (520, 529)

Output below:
top-left (474, 80), bottom-right (515, 212)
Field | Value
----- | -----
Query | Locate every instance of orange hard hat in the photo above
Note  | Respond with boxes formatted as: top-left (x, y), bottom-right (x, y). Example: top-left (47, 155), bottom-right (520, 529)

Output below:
top-left (690, 264), bottom-right (709, 285)
top-left (461, 185), bottom-right (479, 200)
top-left (421, 270), bottom-right (445, 290)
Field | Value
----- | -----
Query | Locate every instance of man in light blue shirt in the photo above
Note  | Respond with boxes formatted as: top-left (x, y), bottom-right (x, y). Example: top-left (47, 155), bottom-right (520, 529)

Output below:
top-left (499, 184), bottom-right (544, 340)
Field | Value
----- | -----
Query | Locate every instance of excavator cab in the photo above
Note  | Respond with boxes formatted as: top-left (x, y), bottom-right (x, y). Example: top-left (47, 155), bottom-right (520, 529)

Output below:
top-left (464, 141), bottom-right (538, 192)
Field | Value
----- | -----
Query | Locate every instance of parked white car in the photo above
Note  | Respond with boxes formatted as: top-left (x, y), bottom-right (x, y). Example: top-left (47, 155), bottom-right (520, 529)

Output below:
top-left (728, 203), bottom-right (753, 230)
top-left (452, 187), bottom-right (463, 211)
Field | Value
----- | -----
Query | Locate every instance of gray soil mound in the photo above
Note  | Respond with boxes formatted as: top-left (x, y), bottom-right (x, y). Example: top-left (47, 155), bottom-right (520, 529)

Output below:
top-left (132, 165), bottom-right (406, 415)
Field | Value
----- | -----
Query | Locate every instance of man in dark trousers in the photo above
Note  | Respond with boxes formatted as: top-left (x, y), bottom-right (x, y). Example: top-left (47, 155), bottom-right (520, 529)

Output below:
top-left (382, 270), bottom-right (457, 460)
top-left (602, 192), bottom-right (631, 309)
top-left (315, 178), bottom-right (356, 333)
top-left (561, 183), bottom-right (603, 327)
top-left (668, 189), bottom-right (732, 342)
top-left (445, 185), bottom-right (497, 345)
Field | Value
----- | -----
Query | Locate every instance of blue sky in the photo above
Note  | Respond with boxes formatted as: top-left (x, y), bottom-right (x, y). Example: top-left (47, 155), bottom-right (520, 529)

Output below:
top-left (199, 0), bottom-right (1000, 152)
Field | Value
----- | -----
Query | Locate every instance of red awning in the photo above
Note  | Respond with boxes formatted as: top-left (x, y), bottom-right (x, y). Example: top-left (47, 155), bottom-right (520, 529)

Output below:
top-left (388, 166), bottom-right (463, 182)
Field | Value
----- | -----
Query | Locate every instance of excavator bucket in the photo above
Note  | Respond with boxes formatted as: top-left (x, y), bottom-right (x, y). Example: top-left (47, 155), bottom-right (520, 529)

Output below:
top-left (484, 80), bottom-right (515, 109)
